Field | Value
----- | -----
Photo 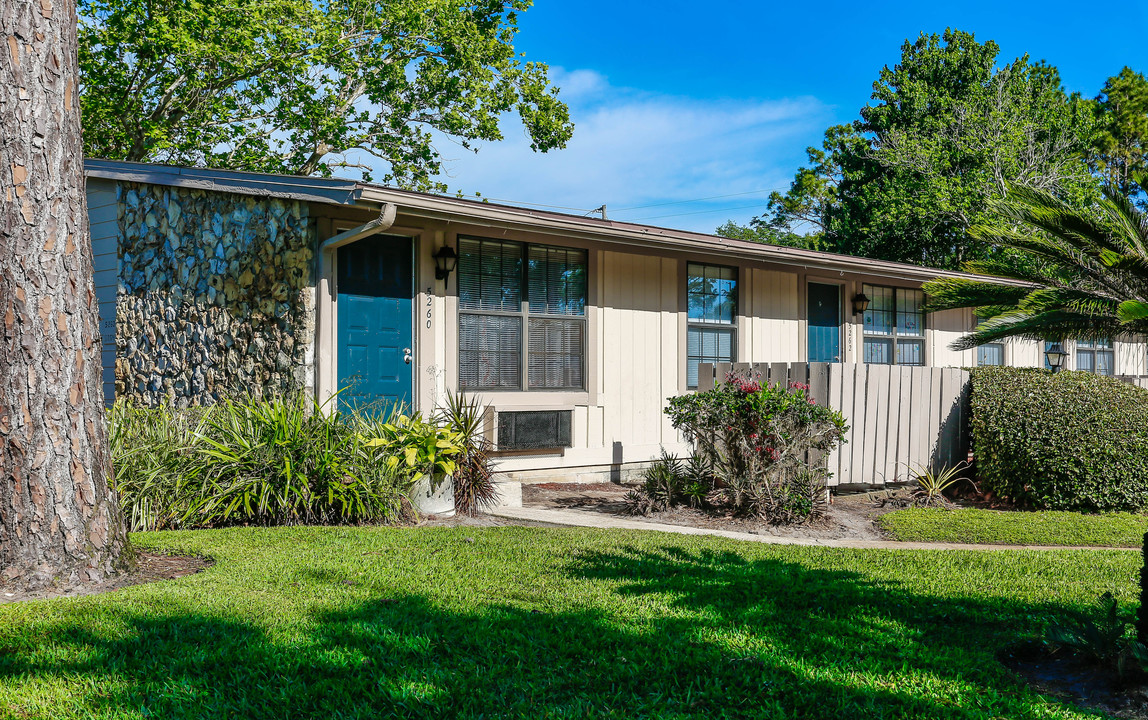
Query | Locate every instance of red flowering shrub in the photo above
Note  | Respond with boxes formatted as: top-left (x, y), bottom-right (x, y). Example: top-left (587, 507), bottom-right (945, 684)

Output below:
top-left (663, 369), bottom-right (848, 523)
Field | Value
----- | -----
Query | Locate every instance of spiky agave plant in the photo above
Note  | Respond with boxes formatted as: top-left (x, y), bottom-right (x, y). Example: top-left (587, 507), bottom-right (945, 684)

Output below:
top-left (435, 391), bottom-right (498, 515)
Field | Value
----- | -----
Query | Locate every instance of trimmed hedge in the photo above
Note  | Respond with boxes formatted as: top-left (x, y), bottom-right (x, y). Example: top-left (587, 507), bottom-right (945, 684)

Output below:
top-left (970, 366), bottom-right (1148, 512)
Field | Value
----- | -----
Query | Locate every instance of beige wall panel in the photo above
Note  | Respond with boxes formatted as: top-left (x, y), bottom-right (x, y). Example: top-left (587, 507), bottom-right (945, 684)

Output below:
top-left (1117, 340), bottom-right (1146, 375)
top-left (1008, 339), bottom-right (1042, 368)
top-left (930, 308), bottom-right (975, 368)
top-left (599, 250), bottom-right (680, 459)
top-left (745, 268), bottom-right (800, 363)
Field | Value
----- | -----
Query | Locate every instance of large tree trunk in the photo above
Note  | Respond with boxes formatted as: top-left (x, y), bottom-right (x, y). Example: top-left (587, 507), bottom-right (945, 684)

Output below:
top-left (0, 0), bottom-right (131, 590)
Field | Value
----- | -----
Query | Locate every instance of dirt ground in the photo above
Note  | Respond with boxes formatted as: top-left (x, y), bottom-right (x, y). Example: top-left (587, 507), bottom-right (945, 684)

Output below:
top-left (1000, 641), bottom-right (1148, 720)
top-left (521, 482), bottom-right (904, 541)
top-left (0, 552), bottom-right (212, 605)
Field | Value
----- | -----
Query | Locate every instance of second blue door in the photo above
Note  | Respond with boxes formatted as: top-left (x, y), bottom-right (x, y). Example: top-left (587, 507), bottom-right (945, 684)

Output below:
top-left (807, 283), bottom-right (841, 363)
top-left (337, 235), bottom-right (413, 412)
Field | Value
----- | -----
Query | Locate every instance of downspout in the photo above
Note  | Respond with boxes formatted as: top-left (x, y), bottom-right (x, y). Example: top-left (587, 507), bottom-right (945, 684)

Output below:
top-left (315, 203), bottom-right (398, 406)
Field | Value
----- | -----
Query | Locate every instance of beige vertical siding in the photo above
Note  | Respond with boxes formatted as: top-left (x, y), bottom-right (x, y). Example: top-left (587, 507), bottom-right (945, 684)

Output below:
top-left (1007, 339), bottom-right (1043, 368)
top-left (741, 268), bottom-right (801, 363)
top-left (598, 251), bottom-right (685, 460)
top-left (1117, 340), bottom-right (1146, 375)
top-left (929, 308), bottom-right (976, 368)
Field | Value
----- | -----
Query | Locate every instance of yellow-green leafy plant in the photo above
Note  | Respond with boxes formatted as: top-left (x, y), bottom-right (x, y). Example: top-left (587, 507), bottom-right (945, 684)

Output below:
top-left (355, 408), bottom-right (462, 487)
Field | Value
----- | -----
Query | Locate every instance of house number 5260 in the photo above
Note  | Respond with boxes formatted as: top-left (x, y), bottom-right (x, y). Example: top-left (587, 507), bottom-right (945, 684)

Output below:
top-left (426, 287), bottom-right (433, 329)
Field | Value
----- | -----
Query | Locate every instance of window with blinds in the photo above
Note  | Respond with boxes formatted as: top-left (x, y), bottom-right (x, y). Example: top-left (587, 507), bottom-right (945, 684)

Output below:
top-left (458, 237), bottom-right (587, 391)
top-left (974, 315), bottom-right (1004, 366)
top-left (1077, 338), bottom-right (1115, 375)
top-left (862, 284), bottom-right (924, 365)
top-left (687, 263), bottom-right (737, 387)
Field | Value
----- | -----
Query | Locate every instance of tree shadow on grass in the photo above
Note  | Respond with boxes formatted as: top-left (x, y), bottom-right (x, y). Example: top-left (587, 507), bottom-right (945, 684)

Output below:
top-left (0, 544), bottom-right (1110, 719)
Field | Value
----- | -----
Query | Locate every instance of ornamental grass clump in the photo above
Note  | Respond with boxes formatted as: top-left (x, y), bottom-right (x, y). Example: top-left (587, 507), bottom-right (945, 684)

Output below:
top-left (108, 393), bottom-right (465, 530)
top-left (658, 370), bottom-right (848, 524)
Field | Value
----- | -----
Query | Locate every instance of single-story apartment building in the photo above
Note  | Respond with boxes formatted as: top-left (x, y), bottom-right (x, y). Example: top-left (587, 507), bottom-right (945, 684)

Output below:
top-left (84, 159), bottom-right (1148, 484)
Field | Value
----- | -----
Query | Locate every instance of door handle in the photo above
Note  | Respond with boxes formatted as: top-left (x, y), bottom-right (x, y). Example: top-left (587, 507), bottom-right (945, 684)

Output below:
top-left (403, 347), bottom-right (412, 364)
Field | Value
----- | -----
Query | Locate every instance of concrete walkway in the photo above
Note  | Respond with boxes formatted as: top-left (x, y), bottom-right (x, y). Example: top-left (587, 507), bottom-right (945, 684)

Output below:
top-left (489, 506), bottom-right (1136, 552)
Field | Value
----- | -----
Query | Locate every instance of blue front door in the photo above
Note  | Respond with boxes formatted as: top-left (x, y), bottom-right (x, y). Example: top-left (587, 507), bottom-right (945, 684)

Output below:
top-left (807, 282), bottom-right (841, 363)
top-left (337, 235), bottom-right (413, 412)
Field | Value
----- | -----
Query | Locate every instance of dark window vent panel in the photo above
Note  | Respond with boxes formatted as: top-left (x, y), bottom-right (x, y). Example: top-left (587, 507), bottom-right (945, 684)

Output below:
top-left (497, 410), bottom-right (572, 450)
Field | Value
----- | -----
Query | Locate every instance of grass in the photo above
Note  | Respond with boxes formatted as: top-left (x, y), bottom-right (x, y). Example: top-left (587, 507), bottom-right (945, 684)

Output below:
top-left (880, 507), bottom-right (1148, 548)
top-left (0, 526), bottom-right (1139, 719)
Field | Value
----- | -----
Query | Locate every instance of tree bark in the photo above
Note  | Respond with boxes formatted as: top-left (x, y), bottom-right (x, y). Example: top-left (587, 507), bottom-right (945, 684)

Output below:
top-left (0, 0), bottom-right (131, 590)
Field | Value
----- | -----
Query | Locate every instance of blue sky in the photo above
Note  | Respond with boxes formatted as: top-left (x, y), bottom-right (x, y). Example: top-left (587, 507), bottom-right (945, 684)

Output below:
top-left (420, 1), bottom-right (1148, 233)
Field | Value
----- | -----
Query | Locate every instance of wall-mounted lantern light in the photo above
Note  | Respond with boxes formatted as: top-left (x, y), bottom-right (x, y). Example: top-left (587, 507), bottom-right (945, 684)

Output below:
top-left (433, 244), bottom-right (458, 283)
top-left (1044, 341), bottom-right (1068, 372)
top-left (852, 293), bottom-right (870, 316)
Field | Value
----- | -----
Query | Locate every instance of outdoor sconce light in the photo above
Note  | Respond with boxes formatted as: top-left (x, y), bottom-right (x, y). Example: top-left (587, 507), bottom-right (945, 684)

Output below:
top-left (433, 244), bottom-right (458, 283)
top-left (1044, 341), bottom-right (1068, 372)
top-left (852, 293), bottom-right (870, 316)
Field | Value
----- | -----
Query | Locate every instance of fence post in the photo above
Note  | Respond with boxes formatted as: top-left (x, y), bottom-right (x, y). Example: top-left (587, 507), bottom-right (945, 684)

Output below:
top-left (698, 363), bottom-right (715, 391)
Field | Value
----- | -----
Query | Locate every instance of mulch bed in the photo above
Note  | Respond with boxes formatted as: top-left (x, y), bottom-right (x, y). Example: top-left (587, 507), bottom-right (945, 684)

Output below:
top-left (0, 551), bottom-right (211, 605)
top-left (521, 482), bottom-right (899, 542)
top-left (1000, 641), bottom-right (1148, 719)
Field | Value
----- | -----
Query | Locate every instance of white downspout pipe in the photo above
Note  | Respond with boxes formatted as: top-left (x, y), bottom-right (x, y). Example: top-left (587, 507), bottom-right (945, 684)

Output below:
top-left (315, 203), bottom-right (397, 406)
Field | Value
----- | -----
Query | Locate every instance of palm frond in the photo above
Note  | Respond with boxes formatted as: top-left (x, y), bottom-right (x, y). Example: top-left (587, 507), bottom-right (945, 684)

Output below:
top-left (920, 278), bottom-right (1030, 313)
top-left (949, 310), bottom-right (1125, 351)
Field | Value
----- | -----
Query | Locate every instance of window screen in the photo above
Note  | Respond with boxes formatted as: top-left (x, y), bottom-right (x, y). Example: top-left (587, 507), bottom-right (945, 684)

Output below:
top-left (458, 237), bottom-right (586, 391)
top-left (863, 285), bottom-right (924, 365)
top-left (977, 344), bottom-right (1004, 366)
top-left (1077, 339), bottom-right (1114, 376)
top-left (687, 263), bottom-right (737, 387)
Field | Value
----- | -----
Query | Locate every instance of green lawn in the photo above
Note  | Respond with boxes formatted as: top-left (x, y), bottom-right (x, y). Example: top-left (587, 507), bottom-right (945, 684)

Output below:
top-left (0, 526), bottom-right (1138, 719)
top-left (880, 507), bottom-right (1148, 548)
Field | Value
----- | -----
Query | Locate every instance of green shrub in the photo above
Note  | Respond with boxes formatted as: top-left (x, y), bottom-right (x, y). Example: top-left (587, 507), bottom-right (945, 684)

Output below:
top-left (108, 393), bottom-right (465, 530)
top-left (662, 371), bottom-right (847, 523)
top-left (970, 367), bottom-right (1148, 512)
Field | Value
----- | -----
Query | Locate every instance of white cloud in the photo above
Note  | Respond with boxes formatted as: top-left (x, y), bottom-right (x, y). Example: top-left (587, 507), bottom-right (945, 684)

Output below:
top-left (363, 68), bottom-right (832, 232)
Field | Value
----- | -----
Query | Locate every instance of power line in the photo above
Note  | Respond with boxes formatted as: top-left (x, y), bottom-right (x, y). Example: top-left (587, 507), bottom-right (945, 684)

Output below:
top-left (446, 192), bottom-right (594, 214)
top-left (444, 185), bottom-right (789, 222)
top-left (609, 187), bottom-right (786, 213)
top-left (630, 202), bottom-right (771, 222)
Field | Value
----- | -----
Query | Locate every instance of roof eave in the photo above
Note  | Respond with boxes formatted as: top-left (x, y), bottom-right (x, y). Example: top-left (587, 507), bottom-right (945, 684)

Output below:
top-left (84, 159), bottom-right (372, 208)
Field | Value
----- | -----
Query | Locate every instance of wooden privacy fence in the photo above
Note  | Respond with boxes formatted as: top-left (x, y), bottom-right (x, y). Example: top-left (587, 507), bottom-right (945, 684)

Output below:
top-left (1119, 375), bottom-right (1148, 390)
top-left (697, 362), bottom-right (970, 487)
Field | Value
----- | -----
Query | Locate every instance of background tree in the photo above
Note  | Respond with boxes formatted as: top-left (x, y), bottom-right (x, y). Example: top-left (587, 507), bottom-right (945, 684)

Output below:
top-left (722, 30), bottom-right (1098, 269)
top-left (1091, 67), bottom-right (1148, 201)
top-left (920, 183), bottom-right (1148, 348)
top-left (78, 0), bottom-right (573, 190)
top-left (1, 0), bottom-right (132, 590)
top-left (713, 220), bottom-right (828, 251)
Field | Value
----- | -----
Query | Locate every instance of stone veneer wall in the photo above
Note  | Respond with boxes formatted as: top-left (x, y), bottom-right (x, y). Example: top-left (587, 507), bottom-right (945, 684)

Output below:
top-left (115, 182), bottom-right (316, 406)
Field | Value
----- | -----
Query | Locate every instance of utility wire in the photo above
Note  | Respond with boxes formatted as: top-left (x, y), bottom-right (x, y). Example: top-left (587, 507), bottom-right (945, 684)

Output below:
top-left (446, 192), bottom-right (594, 213)
top-left (609, 187), bottom-right (786, 213)
top-left (630, 202), bottom-right (771, 222)
top-left (445, 185), bottom-right (789, 223)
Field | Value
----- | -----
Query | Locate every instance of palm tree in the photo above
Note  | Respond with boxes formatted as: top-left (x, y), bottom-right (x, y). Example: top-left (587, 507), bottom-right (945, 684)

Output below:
top-left (922, 183), bottom-right (1148, 346)
top-left (923, 181), bottom-right (1148, 644)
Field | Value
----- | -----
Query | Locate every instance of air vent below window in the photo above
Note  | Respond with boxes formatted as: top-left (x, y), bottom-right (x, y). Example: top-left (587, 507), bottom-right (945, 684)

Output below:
top-left (497, 410), bottom-right (572, 450)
